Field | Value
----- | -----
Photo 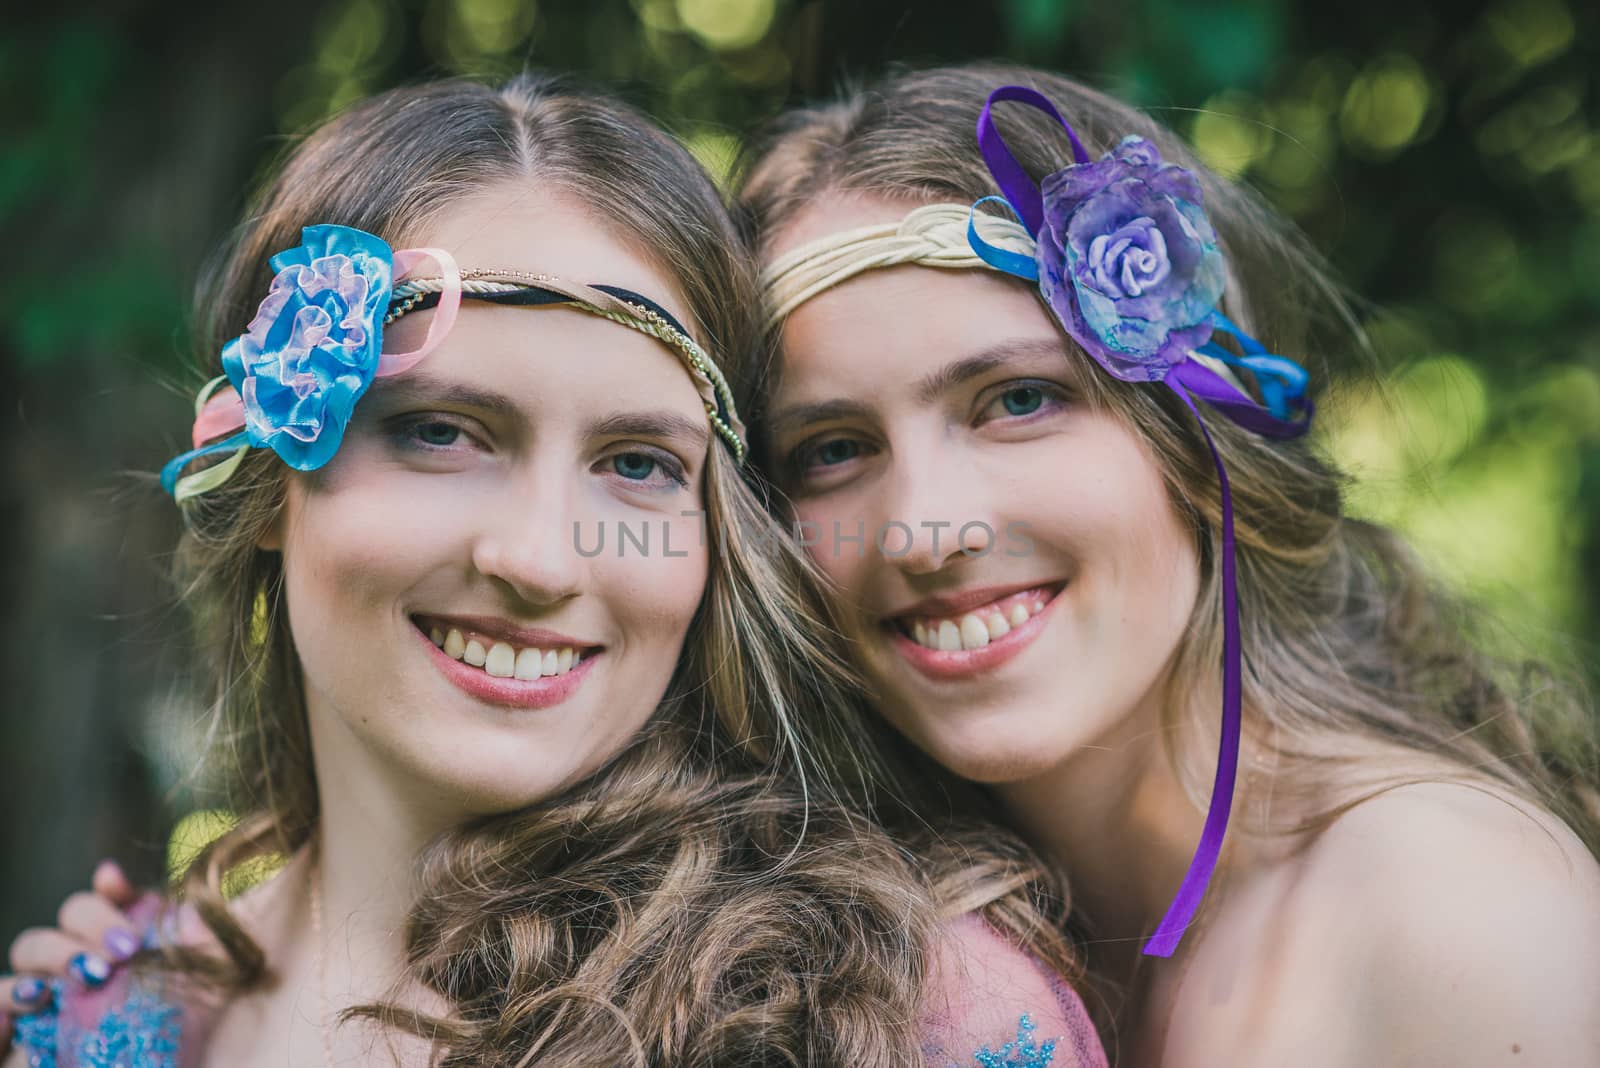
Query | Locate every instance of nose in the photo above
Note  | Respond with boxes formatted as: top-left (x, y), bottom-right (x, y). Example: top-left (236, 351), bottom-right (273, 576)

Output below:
top-left (876, 444), bottom-right (997, 576)
top-left (470, 473), bottom-right (584, 607)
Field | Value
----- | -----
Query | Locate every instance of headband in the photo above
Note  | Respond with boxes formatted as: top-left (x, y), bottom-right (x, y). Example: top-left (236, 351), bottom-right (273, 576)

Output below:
top-left (162, 224), bottom-right (745, 501)
top-left (762, 86), bottom-right (1314, 958)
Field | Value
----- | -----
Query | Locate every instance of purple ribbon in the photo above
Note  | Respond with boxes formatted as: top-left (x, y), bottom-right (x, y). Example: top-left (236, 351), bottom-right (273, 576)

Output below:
top-left (973, 86), bottom-right (1312, 958)
top-left (976, 86), bottom-right (1090, 235)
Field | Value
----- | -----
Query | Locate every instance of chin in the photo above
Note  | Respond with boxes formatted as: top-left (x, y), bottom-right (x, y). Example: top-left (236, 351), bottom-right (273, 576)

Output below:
top-left (923, 734), bottom-right (1068, 785)
top-left (888, 700), bottom-right (1073, 786)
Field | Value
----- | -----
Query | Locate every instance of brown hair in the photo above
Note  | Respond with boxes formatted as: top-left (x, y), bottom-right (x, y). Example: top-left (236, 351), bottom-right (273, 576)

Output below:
top-left (166, 72), bottom-right (1072, 1066)
top-left (737, 62), bottom-right (1600, 863)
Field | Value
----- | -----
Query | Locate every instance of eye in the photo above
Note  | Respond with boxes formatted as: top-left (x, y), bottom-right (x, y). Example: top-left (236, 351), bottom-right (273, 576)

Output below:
top-left (614, 452), bottom-right (656, 480)
top-left (391, 414), bottom-right (476, 453)
top-left (811, 438), bottom-right (861, 467)
top-left (602, 447), bottom-right (689, 490)
top-left (999, 386), bottom-right (1044, 416)
top-left (976, 380), bottom-right (1070, 425)
top-left (789, 435), bottom-right (872, 479)
top-left (414, 420), bottom-right (462, 447)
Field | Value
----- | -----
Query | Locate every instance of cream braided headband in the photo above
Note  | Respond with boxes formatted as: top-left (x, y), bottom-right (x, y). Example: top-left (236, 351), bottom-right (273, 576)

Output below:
top-left (760, 203), bottom-right (1036, 325)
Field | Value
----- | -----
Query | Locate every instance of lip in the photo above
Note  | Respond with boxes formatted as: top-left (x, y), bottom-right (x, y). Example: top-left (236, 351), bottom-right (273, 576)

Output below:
top-left (412, 613), bottom-right (600, 652)
top-left (413, 622), bottom-right (600, 710)
top-left (883, 583), bottom-right (1063, 682)
top-left (883, 580), bottom-right (1063, 622)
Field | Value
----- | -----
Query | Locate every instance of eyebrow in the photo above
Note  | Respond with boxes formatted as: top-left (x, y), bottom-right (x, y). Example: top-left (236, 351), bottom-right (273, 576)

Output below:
top-left (363, 374), bottom-right (522, 418)
top-left (589, 410), bottom-right (711, 450)
top-left (766, 337), bottom-right (1071, 439)
top-left (365, 375), bottom-right (711, 450)
top-left (912, 338), bottom-right (1070, 403)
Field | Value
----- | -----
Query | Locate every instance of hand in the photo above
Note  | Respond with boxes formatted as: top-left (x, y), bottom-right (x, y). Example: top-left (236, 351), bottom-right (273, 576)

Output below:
top-left (0, 860), bottom-right (145, 1051)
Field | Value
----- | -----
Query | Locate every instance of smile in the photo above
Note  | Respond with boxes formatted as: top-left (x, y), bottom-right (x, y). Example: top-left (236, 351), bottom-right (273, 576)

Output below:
top-left (882, 582), bottom-right (1064, 681)
top-left (411, 614), bottom-right (604, 709)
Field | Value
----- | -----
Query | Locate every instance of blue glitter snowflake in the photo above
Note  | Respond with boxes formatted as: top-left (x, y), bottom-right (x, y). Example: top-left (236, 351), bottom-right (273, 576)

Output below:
top-left (973, 1014), bottom-right (1057, 1068)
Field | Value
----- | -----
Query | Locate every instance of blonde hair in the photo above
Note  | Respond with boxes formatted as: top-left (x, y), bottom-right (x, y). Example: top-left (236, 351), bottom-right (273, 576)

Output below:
top-left (164, 72), bottom-right (1076, 1065)
top-left (737, 62), bottom-right (1600, 862)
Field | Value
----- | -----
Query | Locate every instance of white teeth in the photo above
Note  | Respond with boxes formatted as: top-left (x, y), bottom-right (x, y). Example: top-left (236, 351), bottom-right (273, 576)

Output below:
top-left (958, 613), bottom-right (990, 650)
top-left (432, 628), bottom-right (585, 681)
top-left (903, 593), bottom-right (1055, 651)
top-left (514, 647), bottom-right (543, 681)
top-left (485, 642), bottom-right (516, 678)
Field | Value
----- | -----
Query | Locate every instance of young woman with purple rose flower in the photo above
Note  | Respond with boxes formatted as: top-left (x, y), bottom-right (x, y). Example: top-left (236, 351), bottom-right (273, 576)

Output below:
top-left (0, 72), bottom-right (1112, 1068)
top-left (743, 62), bottom-right (1600, 1065)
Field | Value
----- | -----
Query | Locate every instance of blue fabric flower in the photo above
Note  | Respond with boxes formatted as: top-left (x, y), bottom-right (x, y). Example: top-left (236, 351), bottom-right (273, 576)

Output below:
top-left (1036, 136), bottom-right (1225, 383)
top-left (221, 224), bottom-right (395, 470)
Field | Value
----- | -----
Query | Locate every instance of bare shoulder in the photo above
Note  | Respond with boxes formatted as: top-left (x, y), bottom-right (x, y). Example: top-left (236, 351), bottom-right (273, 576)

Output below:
top-left (1250, 781), bottom-right (1600, 1065)
top-left (1305, 780), bottom-right (1600, 945)
top-left (920, 912), bottom-right (1107, 1068)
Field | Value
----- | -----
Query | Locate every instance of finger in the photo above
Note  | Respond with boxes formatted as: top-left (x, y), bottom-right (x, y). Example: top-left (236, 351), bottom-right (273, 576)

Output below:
top-left (57, 892), bottom-right (140, 964)
top-left (90, 861), bottom-right (140, 909)
top-left (8, 929), bottom-right (93, 980)
top-left (0, 974), bottom-right (51, 1012)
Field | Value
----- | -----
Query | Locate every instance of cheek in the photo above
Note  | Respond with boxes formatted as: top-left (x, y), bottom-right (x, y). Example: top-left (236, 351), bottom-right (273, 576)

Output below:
top-left (602, 513), bottom-right (710, 632)
top-left (1066, 438), bottom-right (1200, 623)
top-left (278, 477), bottom-right (464, 630)
top-left (792, 499), bottom-right (864, 589)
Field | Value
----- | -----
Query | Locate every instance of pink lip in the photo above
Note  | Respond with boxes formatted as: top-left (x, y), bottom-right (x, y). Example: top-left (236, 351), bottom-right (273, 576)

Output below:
top-left (885, 587), bottom-right (1060, 682)
top-left (414, 624), bottom-right (598, 709)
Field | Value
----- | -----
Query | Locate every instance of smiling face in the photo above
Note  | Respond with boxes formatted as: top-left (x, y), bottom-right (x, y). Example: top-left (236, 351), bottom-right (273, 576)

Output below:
top-left (763, 194), bottom-right (1201, 784)
top-left (268, 184), bottom-right (712, 819)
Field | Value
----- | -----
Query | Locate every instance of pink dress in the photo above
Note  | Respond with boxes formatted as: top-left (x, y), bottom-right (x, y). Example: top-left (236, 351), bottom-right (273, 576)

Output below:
top-left (14, 911), bottom-right (1107, 1067)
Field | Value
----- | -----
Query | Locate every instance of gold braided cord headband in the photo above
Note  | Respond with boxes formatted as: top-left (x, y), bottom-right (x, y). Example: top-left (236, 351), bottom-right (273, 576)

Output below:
top-left (391, 267), bottom-right (747, 461)
top-left (760, 202), bottom-right (1249, 393)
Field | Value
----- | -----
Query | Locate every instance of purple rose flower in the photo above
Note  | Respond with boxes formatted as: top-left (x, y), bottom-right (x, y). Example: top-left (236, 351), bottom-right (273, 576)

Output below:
top-left (220, 225), bottom-right (394, 470)
top-left (1035, 136), bottom-right (1224, 382)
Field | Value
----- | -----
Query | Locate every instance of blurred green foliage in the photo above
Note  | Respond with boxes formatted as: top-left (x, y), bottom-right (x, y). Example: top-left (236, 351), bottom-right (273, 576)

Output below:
top-left (2, 0), bottom-right (1595, 928)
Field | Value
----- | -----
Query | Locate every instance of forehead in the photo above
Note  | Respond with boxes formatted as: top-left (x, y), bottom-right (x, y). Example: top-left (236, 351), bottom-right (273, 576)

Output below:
top-left (768, 193), bottom-right (1066, 402)
top-left (410, 181), bottom-right (697, 334)
top-left (381, 183), bottom-right (708, 422)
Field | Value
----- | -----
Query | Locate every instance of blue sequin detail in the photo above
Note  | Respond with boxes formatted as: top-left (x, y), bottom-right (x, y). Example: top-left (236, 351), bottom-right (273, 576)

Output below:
top-left (972, 1014), bottom-right (1057, 1068)
top-left (10, 977), bottom-right (184, 1068)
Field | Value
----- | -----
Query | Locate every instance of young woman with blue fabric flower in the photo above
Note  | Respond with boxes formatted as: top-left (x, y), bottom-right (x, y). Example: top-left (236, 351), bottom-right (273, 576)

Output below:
top-left (742, 63), bottom-right (1600, 1066)
top-left (0, 73), bottom-right (1109, 1068)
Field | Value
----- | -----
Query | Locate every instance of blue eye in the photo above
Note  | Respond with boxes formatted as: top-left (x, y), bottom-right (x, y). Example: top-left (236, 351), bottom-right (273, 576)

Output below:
top-left (978, 380), bottom-right (1067, 425)
top-left (613, 452), bottom-right (657, 480)
top-left (414, 421), bottom-right (461, 447)
top-left (812, 439), bottom-right (861, 467)
top-left (606, 448), bottom-right (688, 489)
top-left (1000, 387), bottom-right (1044, 416)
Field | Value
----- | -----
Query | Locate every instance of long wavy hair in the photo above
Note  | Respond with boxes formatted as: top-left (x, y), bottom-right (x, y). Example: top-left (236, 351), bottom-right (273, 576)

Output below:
top-left (164, 72), bottom-right (1080, 1066)
top-left (736, 62), bottom-right (1600, 866)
